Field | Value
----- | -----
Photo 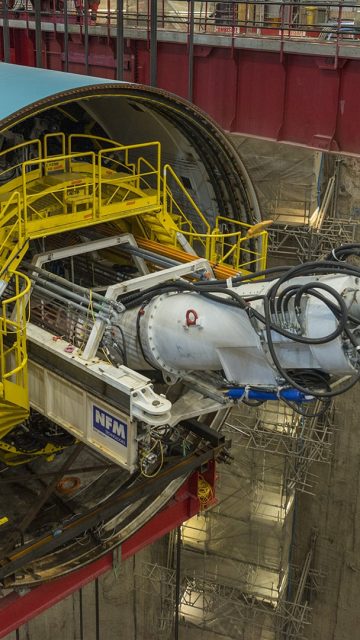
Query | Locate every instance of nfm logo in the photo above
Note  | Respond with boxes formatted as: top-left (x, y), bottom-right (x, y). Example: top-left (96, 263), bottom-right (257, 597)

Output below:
top-left (92, 405), bottom-right (128, 447)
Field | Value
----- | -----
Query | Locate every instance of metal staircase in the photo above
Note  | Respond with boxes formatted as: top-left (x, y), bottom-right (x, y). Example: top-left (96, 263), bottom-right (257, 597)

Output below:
top-left (0, 132), bottom-right (268, 462)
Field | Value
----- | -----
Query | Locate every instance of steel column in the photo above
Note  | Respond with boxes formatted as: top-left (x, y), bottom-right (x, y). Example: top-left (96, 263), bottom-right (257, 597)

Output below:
top-left (34, 0), bottom-right (42, 68)
top-left (63, 0), bottom-right (69, 72)
top-left (187, 0), bottom-right (195, 102)
top-left (2, 0), bottom-right (10, 64)
top-left (84, 0), bottom-right (89, 75)
top-left (150, 0), bottom-right (157, 86)
top-left (116, 0), bottom-right (124, 80)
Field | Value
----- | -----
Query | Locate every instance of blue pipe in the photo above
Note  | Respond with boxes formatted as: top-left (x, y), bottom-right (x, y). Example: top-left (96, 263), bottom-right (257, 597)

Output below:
top-left (225, 388), bottom-right (314, 402)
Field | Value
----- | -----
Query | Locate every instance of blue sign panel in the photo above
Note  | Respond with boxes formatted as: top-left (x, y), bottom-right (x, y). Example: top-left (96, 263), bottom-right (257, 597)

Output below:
top-left (92, 405), bottom-right (127, 447)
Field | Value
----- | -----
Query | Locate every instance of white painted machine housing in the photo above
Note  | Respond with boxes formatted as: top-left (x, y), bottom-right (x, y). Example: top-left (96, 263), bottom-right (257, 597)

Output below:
top-left (117, 273), bottom-right (360, 385)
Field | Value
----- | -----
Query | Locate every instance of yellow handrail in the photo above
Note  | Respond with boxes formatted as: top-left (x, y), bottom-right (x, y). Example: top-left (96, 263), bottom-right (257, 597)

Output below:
top-left (137, 156), bottom-right (159, 191)
top-left (68, 133), bottom-right (125, 154)
top-left (0, 134), bottom-right (267, 276)
top-left (0, 139), bottom-right (42, 192)
top-left (163, 164), bottom-right (211, 232)
top-left (0, 271), bottom-right (30, 387)
top-left (0, 190), bottom-right (21, 228)
top-left (214, 215), bottom-right (268, 271)
top-left (163, 164), bottom-right (211, 255)
top-left (0, 192), bottom-right (25, 278)
top-left (169, 224), bottom-right (268, 271)
top-left (98, 141), bottom-right (161, 208)
top-left (21, 149), bottom-right (97, 223)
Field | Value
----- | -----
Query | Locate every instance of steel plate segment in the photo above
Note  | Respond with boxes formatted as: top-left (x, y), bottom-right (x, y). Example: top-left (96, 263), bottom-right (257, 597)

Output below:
top-left (0, 63), bottom-right (123, 125)
top-left (0, 470), bottom-right (207, 639)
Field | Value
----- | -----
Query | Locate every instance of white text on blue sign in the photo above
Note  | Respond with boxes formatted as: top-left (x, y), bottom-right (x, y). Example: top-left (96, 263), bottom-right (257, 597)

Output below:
top-left (93, 405), bottom-right (127, 447)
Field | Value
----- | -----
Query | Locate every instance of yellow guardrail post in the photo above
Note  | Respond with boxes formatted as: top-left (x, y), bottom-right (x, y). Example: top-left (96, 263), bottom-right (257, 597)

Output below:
top-left (1, 271), bottom-right (30, 391)
top-left (98, 148), bottom-right (103, 214)
top-left (21, 164), bottom-right (28, 242)
top-left (259, 230), bottom-right (268, 271)
top-left (156, 142), bottom-right (161, 206)
top-left (92, 152), bottom-right (97, 218)
top-left (209, 227), bottom-right (218, 264)
top-left (0, 312), bottom-right (4, 382)
top-left (163, 164), bottom-right (168, 214)
top-left (235, 232), bottom-right (241, 268)
top-left (162, 164), bottom-right (211, 254)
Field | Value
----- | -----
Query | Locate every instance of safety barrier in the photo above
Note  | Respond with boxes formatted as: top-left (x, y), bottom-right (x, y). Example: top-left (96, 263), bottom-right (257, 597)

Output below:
top-left (174, 215), bottom-right (268, 272)
top-left (0, 132), bottom-right (267, 276)
top-left (163, 163), bottom-right (211, 256)
top-left (0, 137), bottom-right (161, 243)
top-left (4, 0), bottom-right (360, 51)
top-left (0, 270), bottom-right (30, 401)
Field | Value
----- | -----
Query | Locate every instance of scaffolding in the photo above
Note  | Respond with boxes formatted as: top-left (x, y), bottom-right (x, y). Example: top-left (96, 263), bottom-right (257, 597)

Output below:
top-left (224, 401), bottom-right (335, 494)
top-left (266, 157), bottom-right (358, 263)
top-left (268, 216), bottom-right (357, 263)
top-left (137, 562), bottom-right (312, 640)
top-left (133, 396), bottom-right (332, 639)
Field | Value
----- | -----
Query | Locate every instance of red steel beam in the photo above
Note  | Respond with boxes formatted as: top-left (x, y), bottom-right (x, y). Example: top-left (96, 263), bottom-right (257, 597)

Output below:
top-left (0, 467), bottom-right (213, 639)
top-left (6, 27), bottom-right (360, 155)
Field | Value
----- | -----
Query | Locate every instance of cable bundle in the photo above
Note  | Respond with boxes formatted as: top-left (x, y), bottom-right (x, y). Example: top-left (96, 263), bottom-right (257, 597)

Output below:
top-left (119, 244), bottom-right (360, 411)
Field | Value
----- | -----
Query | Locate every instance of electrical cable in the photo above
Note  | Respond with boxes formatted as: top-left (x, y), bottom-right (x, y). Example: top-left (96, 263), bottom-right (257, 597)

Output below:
top-left (139, 438), bottom-right (164, 478)
top-left (262, 295), bottom-right (360, 399)
top-left (110, 323), bottom-right (128, 366)
top-left (115, 245), bottom-right (360, 406)
top-left (325, 243), bottom-right (360, 262)
top-left (27, 242), bottom-right (360, 414)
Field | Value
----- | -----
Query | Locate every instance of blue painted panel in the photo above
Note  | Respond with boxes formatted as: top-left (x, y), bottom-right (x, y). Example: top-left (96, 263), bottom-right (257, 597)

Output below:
top-left (0, 63), bottom-right (123, 122)
top-left (92, 404), bottom-right (128, 447)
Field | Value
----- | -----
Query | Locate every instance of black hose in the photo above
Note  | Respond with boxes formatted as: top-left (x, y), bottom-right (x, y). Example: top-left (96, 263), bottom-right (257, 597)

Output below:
top-left (114, 244), bottom-right (360, 405)
top-left (325, 243), bottom-right (360, 262)
top-left (263, 297), bottom-right (360, 399)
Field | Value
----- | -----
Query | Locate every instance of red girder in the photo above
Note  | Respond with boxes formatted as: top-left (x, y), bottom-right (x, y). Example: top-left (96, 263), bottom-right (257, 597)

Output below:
top-left (2, 27), bottom-right (360, 154)
top-left (0, 465), bottom-right (215, 638)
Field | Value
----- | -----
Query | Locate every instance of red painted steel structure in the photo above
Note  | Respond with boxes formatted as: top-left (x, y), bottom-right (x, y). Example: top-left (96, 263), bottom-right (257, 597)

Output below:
top-left (3, 26), bottom-right (360, 154)
top-left (0, 465), bottom-right (215, 638)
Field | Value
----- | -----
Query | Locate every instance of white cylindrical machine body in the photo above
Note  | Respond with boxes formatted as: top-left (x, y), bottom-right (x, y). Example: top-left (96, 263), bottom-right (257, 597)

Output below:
top-left (117, 274), bottom-right (360, 385)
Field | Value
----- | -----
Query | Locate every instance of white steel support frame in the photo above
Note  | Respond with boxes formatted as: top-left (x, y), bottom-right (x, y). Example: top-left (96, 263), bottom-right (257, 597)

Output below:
top-left (23, 233), bottom-right (224, 469)
top-left (27, 233), bottom-right (149, 314)
top-left (32, 233), bottom-right (150, 274)
top-left (82, 256), bottom-right (214, 360)
top-left (26, 324), bottom-right (172, 470)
